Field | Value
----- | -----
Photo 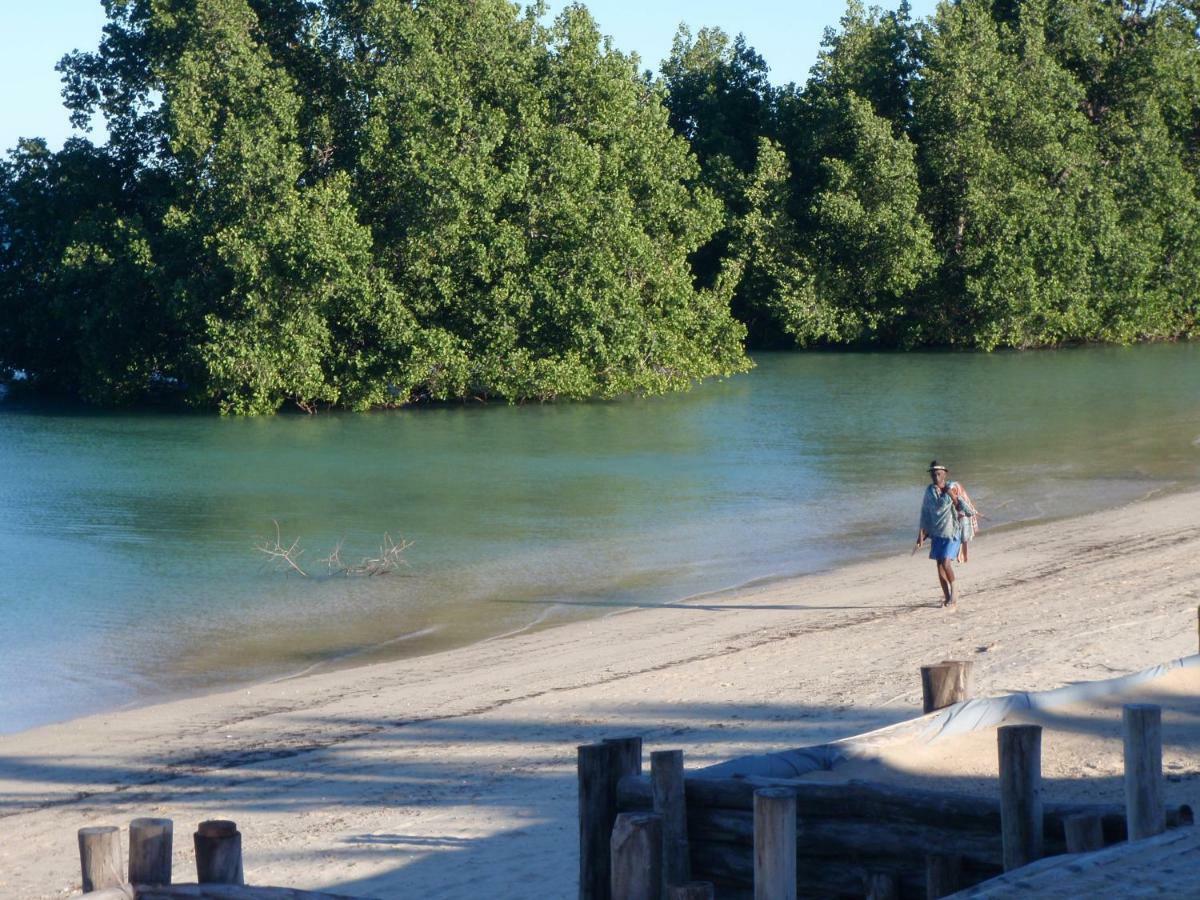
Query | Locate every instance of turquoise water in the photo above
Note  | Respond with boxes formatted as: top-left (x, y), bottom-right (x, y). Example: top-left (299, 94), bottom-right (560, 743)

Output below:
top-left (1, 344), bottom-right (1198, 733)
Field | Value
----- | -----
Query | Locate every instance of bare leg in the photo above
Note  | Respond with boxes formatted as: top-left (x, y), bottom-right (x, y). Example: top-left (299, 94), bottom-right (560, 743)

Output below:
top-left (940, 560), bottom-right (957, 606)
top-left (935, 562), bottom-right (951, 605)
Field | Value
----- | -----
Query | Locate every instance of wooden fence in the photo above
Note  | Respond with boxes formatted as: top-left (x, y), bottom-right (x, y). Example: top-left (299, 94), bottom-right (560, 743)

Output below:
top-left (579, 697), bottom-right (1192, 899)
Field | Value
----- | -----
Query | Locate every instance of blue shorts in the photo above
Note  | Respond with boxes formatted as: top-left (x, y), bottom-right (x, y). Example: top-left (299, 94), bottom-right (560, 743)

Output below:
top-left (929, 536), bottom-right (962, 561)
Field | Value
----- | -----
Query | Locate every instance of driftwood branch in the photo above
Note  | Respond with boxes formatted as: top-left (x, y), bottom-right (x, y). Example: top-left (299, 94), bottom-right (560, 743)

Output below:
top-left (257, 525), bottom-right (412, 578)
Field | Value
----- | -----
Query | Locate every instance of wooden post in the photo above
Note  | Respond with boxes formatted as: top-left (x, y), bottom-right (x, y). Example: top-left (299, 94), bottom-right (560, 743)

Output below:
top-left (1123, 704), bottom-right (1165, 841)
top-left (1063, 813), bottom-right (1105, 853)
top-left (998, 724), bottom-right (1043, 870)
top-left (864, 872), bottom-right (900, 900)
top-left (580, 742), bottom-right (621, 900)
top-left (604, 736), bottom-right (644, 778)
top-left (651, 749), bottom-right (690, 893)
top-left (194, 820), bottom-right (243, 885)
top-left (129, 817), bottom-right (173, 885)
top-left (611, 812), bottom-right (662, 900)
top-left (920, 661), bottom-right (973, 714)
top-left (753, 787), bottom-right (796, 900)
top-left (925, 854), bottom-right (962, 899)
top-left (78, 826), bottom-right (123, 893)
top-left (667, 884), bottom-right (714, 900)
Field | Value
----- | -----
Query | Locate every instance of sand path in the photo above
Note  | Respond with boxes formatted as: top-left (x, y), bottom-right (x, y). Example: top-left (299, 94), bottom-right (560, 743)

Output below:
top-left (1, 489), bottom-right (1197, 898)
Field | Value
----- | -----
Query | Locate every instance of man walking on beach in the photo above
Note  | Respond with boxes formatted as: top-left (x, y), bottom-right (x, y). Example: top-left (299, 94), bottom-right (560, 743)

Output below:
top-left (916, 460), bottom-right (964, 609)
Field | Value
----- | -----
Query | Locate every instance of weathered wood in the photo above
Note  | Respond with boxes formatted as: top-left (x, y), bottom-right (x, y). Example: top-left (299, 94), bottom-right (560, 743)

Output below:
top-left (130, 818), bottom-right (174, 885)
top-left (998, 725), bottom-right (1043, 871)
top-left (864, 872), bottom-right (899, 900)
top-left (921, 661), bottom-right (973, 714)
top-left (604, 736), bottom-right (644, 778)
top-left (666, 883), bottom-right (714, 900)
top-left (79, 825), bottom-right (124, 892)
top-left (651, 749), bottom-right (690, 893)
top-left (1122, 703), bottom-right (1165, 841)
top-left (580, 742), bottom-right (621, 900)
top-left (753, 788), bottom-right (796, 900)
top-left (194, 821), bottom-right (243, 886)
top-left (611, 812), bottom-right (662, 900)
top-left (131, 885), bottom-right (365, 899)
top-left (925, 853), bottom-right (962, 899)
top-left (78, 886), bottom-right (135, 900)
top-left (617, 773), bottom-right (1191, 843)
top-left (1063, 813), bottom-right (1105, 854)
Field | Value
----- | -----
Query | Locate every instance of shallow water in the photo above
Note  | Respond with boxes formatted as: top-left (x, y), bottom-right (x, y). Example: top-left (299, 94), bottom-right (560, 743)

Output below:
top-left (1, 344), bottom-right (1198, 733)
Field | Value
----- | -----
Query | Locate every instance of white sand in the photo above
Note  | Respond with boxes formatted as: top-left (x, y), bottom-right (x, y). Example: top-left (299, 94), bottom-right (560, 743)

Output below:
top-left (1, 488), bottom-right (1198, 899)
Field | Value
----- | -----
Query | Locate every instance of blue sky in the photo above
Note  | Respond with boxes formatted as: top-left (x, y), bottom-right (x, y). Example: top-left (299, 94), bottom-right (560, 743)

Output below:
top-left (1, 0), bottom-right (941, 154)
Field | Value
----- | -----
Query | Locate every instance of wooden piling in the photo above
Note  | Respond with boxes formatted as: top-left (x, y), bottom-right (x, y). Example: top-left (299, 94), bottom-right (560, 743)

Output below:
top-left (129, 817), bottom-right (173, 885)
top-left (194, 820), bottom-right (243, 885)
top-left (925, 853), bottom-right (962, 899)
top-left (78, 825), bottom-right (123, 893)
top-left (753, 787), bottom-right (796, 900)
top-left (580, 741), bottom-right (621, 900)
top-left (921, 661), bottom-right (973, 714)
top-left (864, 872), bottom-right (900, 900)
top-left (1063, 813), bottom-right (1105, 853)
top-left (611, 812), bottom-right (662, 900)
top-left (604, 736), bottom-right (644, 778)
top-left (1123, 704), bottom-right (1165, 841)
top-left (651, 749), bottom-right (690, 893)
top-left (998, 724), bottom-right (1043, 871)
top-left (667, 883), bottom-right (715, 900)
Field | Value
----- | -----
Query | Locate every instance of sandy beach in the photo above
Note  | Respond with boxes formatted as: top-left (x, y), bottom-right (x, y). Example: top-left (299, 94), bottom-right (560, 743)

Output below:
top-left (1, 487), bottom-right (1198, 899)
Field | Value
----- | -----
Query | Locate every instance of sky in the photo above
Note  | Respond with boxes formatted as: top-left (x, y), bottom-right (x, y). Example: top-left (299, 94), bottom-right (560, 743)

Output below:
top-left (0, 0), bottom-right (941, 154)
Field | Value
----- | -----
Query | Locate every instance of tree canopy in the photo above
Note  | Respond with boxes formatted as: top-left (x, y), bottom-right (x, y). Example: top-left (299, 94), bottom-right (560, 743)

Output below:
top-left (2, 0), bottom-right (1197, 411)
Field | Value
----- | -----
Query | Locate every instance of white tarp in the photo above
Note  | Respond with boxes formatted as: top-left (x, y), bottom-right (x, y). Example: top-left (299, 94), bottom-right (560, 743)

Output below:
top-left (698, 653), bottom-right (1200, 780)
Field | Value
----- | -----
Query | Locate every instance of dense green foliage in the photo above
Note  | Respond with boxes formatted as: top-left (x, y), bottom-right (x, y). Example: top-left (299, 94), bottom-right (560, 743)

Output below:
top-left (2, 0), bottom-right (1198, 411)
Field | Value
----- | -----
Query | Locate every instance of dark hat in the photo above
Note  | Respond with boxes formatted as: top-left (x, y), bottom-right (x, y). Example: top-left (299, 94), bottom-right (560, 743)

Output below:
top-left (927, 460), bottom-right (947, 472)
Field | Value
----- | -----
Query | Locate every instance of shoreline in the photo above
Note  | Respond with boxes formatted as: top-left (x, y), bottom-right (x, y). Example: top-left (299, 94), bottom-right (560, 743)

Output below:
top-left (2, 486), bottom-right (1199, 897)
top-left (13, 474), bottom-right (1186, 741)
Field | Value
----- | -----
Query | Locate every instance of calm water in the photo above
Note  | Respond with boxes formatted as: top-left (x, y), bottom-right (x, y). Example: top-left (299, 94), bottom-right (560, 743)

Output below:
top-left (1, 345), bottom-right (1198, 733)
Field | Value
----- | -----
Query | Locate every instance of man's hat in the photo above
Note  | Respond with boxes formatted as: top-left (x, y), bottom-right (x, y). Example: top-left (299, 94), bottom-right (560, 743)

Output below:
top-left (927, 460), bottom-right (947, 472)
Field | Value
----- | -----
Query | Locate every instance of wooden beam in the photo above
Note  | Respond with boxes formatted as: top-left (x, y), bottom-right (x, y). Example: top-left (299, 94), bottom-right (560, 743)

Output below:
top-left (129, 818), bottom-right (174, 886)
top-left (79, 825), bottom-right (124, 893)
top-left (1123, 704), bottom-right (1165, 841)
top-left (753, 788), bottom-right (796, 900)
top-left (651, 749), bottom-right (690, 894)
top-left (610, 812), bottom-right (662, 900)
top-left (998, 725), bottom-right (1043, 871)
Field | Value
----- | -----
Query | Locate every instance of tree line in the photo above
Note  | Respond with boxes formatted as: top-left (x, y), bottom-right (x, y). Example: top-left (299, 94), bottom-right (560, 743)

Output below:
top-left (1, 0), bottom-right (1196, 413)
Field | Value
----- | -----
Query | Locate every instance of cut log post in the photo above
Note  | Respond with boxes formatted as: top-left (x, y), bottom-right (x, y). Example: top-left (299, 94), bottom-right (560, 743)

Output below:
top-left (925, 853), bottom-right (962, 898)
top-left (999, 724), bottom-right (1043, 871)
top-left (1123, 704), bottom-right (1165, 841)
top-left (753, 787), bottom-right (796, 900)
top-left (130, 817), bottom-right (174, 885)
top-left (651, 749), bottom-right (690, 893)
top-left (864, 872), bottom-right (900, 900)
top-left (604, 736), bottom-right (644, 778)
top-left (580, 742), bottom-right (621, 900)
top-left (667, 884), bottom-right (714, 900)
top-left (921, 661), bottom-right (973, 714)
top-left (194, 820), bottom-right (243, 885)
top-left (611, 812), bottom-right (662, 900)
top-left (1063, 813), bottom-right (1105, 854)
top-left (78, 825), bottom-right (123, 892)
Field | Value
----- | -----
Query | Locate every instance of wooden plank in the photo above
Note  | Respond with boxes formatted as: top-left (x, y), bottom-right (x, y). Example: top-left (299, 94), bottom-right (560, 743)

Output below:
top-left (921, 662), bottom-right (973, 714)
top-left (1062, 814), bottom-right (1104, 854)
top-left (926, 853), bottom-right (962, 899)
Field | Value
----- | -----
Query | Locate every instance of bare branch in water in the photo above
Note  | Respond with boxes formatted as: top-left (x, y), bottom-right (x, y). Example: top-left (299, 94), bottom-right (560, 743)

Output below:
top-left (255, 520), bottom-right (309, 577)
top-left (257, 526), bottom-right (412, 578)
